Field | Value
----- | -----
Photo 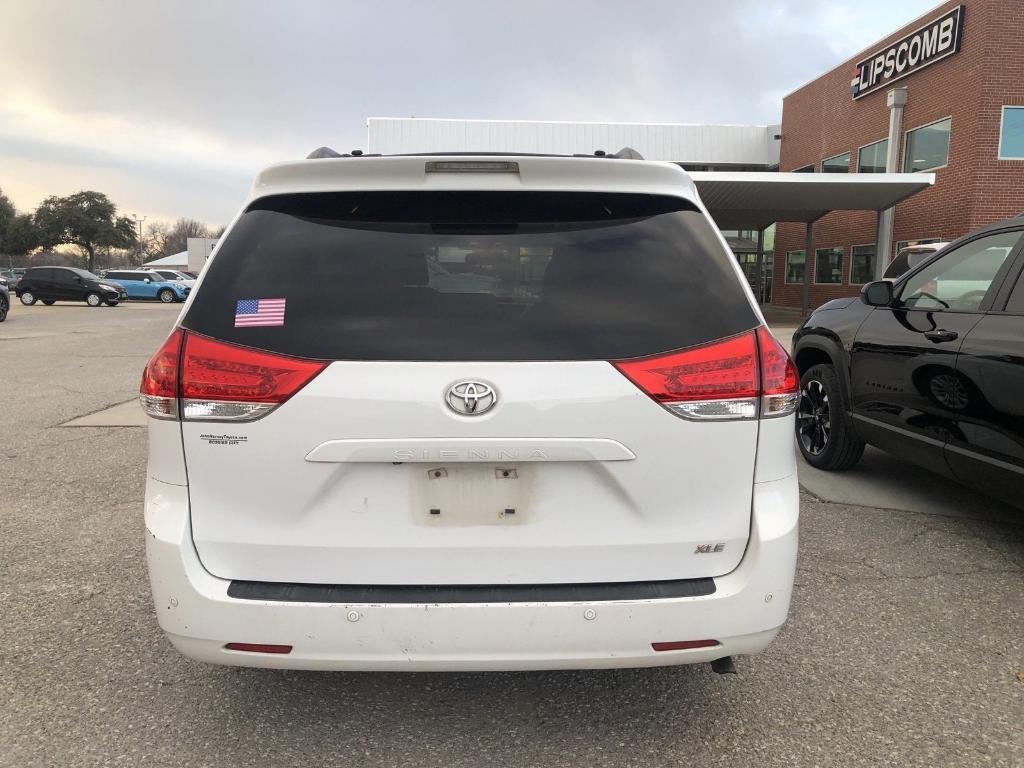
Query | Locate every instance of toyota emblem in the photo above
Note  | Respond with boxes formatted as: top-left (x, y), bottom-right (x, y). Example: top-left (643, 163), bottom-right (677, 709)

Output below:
top-left (446, 381), bottom-right (497, 415)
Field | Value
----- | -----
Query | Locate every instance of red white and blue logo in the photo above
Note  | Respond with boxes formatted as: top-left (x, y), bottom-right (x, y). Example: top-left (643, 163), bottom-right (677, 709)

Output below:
top-left (850, 66), bottom-right (862, 98)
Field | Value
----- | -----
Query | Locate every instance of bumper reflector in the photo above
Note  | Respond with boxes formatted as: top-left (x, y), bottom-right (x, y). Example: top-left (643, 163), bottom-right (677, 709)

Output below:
top-left (651, 639), bottom-right (721, 652)
top-left (224, 642), bottom-right (293, 654)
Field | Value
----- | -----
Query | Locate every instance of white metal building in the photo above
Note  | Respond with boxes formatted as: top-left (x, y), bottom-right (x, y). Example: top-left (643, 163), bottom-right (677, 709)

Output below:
top-left (367, 118), bottom-right (782, 170)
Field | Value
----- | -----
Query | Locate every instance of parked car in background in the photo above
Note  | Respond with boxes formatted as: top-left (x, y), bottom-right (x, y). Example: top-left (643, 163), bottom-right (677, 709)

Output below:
top-left (0, 280), bottom-right (8, 322)
top-left (140, 152), bottom-right (801, 673)
top-left (882, 242), bottom-right (950, 280)
top-left (103, 270), bottom-right (190, 302)
top-left (16, 266), bottom-right (126, 307)
top-left (1, 269), bottom-right (23, 289)
top-left (141, 268), bottom-right (196, 287)
top-left (792, 217), bottom-right (1024, 503)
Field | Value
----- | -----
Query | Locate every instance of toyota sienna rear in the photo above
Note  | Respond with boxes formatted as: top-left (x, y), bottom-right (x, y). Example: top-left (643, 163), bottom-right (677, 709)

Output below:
top-left (141, 153), bottom-right (799, 671)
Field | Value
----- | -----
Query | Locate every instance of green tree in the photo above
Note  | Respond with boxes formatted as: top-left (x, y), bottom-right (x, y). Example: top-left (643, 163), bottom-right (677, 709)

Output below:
top-left (0, 189), bottom-right (15, 260)
top-left (34, 191), bottom-right (137, 273)
top-left (4, 214), bottom-right (40, 267)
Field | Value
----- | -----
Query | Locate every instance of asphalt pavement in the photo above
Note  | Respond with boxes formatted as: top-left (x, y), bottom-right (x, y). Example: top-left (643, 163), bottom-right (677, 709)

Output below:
top-left (1, 300), bottom-right (1021, 767)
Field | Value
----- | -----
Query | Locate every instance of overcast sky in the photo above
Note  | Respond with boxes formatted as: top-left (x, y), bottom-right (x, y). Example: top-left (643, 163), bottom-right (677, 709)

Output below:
top-left (0, 0), bottom-right (940, 227)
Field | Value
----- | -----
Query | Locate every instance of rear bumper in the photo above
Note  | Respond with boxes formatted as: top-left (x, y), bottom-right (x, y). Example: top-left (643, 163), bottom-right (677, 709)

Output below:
top-left (144, 474), bottom-right (799, 671)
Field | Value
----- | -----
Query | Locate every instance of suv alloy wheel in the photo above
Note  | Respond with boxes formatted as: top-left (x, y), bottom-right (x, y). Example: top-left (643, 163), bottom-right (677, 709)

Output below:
top-left (796, 364), bottom-right (864, 470)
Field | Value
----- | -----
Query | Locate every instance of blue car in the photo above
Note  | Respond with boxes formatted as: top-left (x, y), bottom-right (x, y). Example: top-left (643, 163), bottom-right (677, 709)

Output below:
top-left (103, 270), bottom-right (190, 302)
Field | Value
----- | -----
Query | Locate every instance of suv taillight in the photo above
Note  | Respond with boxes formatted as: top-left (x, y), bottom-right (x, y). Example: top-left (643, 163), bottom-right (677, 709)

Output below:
top-left (139, 329), bottom-right (184, 420)
top-left (139, 330), bottom-right (326, 422)
top-left (612, 327), bottom-right (798, 420)
top-left (756, 326), bottom-right (800, 417)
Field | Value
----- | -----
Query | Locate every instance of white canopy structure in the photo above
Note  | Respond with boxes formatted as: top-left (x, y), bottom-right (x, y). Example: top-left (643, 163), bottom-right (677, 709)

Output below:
top-left (142, 251), bottom-right (188, 269)
top-left (690, 172), bottom-right (935, 231)
top-left (691, 171), bottom-right (935, 312)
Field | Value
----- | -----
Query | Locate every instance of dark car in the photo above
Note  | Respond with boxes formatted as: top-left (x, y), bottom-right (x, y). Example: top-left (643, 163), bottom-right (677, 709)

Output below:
top-left (791, 217), bottom-right (1024, 502)
top-left (0, 280), bottom-right (9, 322)
top-left (16, 266), bottom-right (126, 307)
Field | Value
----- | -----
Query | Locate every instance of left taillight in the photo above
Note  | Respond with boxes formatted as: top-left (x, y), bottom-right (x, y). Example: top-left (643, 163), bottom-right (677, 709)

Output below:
top-left (140, 328), bottom-right (184, 420)
top-left (139, 329), bottom-right (326, 422)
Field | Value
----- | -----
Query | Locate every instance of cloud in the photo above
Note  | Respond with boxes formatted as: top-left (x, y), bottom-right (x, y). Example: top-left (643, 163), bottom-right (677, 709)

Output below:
top-left (0, 0), bottom-right (939, 224)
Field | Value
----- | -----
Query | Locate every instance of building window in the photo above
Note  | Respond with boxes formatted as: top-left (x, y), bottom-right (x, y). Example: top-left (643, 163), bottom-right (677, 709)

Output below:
top-left (850, 244), bottom-right (876, 284)
top-left (792, 164), bottom-right (815, 173)
top-left (857, 139), bottom-right (888, 173)
top-left (999, 106), bottom-right (1024, 159)
top-left (814, 248), bottom-right (844, 284)
top-left (822, 152), bottom-right (851, 173)
top-left (785, 251), bottom-right (805, 283)
top-left (903, 117), bottom-right (951, 172)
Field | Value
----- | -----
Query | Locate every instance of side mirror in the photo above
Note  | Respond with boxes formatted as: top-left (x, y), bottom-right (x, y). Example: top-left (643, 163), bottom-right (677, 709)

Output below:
top-left (861, 280), bottom-right (894, 307)
top-left (144, 278), bottom-right (151, 283)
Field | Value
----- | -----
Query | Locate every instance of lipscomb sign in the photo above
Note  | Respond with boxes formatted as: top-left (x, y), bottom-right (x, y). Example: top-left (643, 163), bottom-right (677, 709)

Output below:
top-left (850, 5), bottom-right (964, 100)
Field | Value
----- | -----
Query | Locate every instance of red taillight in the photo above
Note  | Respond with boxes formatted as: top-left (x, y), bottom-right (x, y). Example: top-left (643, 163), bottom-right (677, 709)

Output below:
top-left (181, 333), bottom-right (326, 403)
top-left (651, 639), bottom-right (721, 652)
top-left (139, 329), bottom-right (184, 419)
top-left (756, 326), bottom-right (800, 417)
top-left (613, 331), bottom-right (760, 420)
top-left (612, 328), bottom-right (798, 420)
top-left (224, 642), bottom-right (292, 654)
top-left (138, 329), bottom-right (326, 422)
top-left (757, 327), bottom-right (799, 395)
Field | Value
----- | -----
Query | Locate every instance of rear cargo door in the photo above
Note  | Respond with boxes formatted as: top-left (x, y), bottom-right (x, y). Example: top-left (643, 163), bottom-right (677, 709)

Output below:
top-left (179, 190), bottom-right (761, 585)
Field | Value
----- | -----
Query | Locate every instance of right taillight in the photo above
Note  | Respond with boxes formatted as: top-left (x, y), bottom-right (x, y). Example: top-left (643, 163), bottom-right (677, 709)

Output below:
top-left (139, 329), bottom-right (326, 422)
top-left (612, 327), bottom-right (799, 420)
top-left (756, 326), bottom-right (800, 418)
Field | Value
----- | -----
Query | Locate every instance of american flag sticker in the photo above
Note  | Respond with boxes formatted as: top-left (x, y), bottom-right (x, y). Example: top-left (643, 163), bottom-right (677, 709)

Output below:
top-left (234, 298), bottom-right (286, 327)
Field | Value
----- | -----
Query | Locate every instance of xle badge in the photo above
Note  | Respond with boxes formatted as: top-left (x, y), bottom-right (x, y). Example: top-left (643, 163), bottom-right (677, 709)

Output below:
top-left (694, 543), bottom-right (726, 554)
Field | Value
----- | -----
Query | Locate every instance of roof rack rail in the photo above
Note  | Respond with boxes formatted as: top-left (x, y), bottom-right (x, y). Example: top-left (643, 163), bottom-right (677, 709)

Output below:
top-left (307, 146), bottom-right (342, 159)
top-left (305, 147), bottom-right (644, 160)
top-left (306, 147), bottom-right (382, 159)
top-left (571, 147), bottom-right (645, 160)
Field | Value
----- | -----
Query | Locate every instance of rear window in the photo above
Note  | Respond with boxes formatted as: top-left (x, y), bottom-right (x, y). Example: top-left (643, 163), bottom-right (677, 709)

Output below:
top-left (182, 192), bottom-right (757, 361)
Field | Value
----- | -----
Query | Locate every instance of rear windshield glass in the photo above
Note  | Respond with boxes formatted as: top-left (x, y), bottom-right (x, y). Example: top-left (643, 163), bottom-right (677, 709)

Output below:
top-left (182, 192), bottom-right (757, 361)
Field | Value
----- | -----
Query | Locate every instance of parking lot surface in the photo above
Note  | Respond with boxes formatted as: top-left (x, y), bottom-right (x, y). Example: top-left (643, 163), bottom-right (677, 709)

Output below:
top-left (1, 301), bottom-right (1021, 767)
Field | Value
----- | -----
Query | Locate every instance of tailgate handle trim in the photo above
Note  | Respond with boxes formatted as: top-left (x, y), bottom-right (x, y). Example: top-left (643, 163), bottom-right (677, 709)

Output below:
top-left (304, 438), bottom-right (636, 463)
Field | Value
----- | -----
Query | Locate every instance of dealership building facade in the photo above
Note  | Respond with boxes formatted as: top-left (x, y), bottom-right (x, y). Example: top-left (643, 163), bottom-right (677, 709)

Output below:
top-left (772, 0), bottom-right (1024, 309)
top-left (366, 1), bottom-right (1024, 310)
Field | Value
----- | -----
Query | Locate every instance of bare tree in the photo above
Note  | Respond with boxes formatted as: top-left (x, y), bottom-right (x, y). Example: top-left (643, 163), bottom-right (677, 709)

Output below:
top-left (144, 221), bottom-right (170, 261)
top-left (164, 218), bottom-right (213, 256)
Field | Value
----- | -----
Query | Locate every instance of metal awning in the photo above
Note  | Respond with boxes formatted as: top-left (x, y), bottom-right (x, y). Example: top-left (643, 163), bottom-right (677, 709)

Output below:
top-left (688, 171), bottom-right (935, 314)
top-left (689, 171), bottom-right (935, 231)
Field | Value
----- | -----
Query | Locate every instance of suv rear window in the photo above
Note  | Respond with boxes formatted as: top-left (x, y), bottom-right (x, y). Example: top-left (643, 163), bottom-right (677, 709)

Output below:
top-left (182, 191), bottom-right (757, 361)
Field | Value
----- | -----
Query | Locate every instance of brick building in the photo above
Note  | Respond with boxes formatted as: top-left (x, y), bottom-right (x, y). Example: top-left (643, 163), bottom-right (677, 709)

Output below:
top-left (772, 0), bottom-right (1024, 309)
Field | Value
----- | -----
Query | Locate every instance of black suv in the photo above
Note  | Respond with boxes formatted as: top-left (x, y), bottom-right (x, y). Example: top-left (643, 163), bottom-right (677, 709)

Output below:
top-left (792, 217), bottom-right (1024, 501)
top-left (16, 266), bottom-right (126, 307)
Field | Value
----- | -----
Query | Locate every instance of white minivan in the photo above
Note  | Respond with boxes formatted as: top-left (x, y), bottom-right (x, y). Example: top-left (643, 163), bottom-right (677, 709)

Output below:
top-left (141, 153), bottom-right (800, 671)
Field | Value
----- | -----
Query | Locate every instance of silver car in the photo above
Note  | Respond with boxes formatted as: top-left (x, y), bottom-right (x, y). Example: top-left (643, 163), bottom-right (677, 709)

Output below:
top-left (882, 242), bottom-right (950, 280)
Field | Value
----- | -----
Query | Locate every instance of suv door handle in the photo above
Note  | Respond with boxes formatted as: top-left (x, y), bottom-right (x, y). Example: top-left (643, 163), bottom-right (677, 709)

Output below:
top-left (924, 329), bottom-right (959, 343)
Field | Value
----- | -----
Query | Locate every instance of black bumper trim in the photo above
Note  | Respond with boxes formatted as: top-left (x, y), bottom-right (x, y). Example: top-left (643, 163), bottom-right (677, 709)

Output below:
top-left (227, 577), bottom-right (717, 604)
